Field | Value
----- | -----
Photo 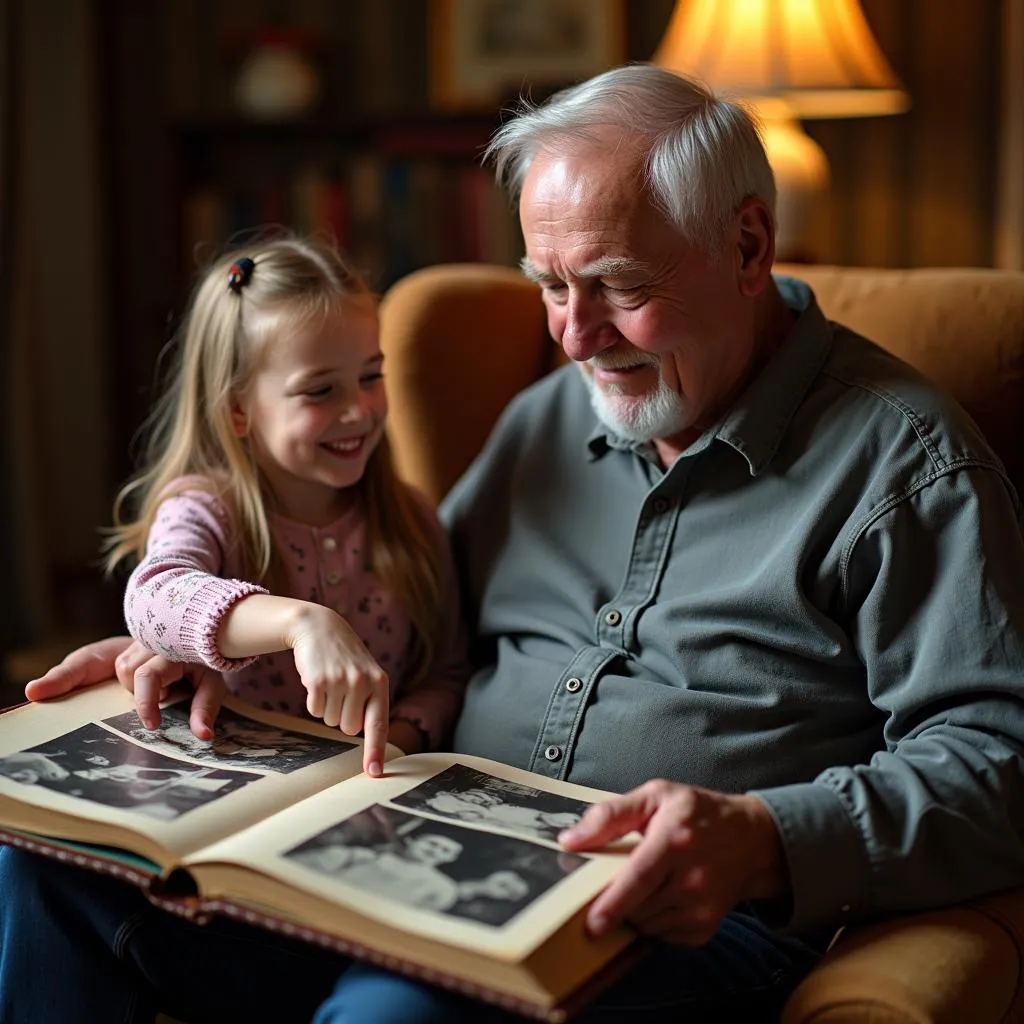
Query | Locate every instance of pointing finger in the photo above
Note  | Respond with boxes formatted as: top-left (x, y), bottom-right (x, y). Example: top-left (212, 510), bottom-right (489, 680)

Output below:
top-left (361, 684), bottom-right (390, 778)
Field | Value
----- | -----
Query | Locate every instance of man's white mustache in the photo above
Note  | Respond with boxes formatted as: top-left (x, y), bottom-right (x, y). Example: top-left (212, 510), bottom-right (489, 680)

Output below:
top-left (586, 351), bottom-right (660, 371)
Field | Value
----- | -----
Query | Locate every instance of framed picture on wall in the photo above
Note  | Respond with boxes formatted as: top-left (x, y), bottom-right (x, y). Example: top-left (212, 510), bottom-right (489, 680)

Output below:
top-left (430, 0), bottom-right (626, 111)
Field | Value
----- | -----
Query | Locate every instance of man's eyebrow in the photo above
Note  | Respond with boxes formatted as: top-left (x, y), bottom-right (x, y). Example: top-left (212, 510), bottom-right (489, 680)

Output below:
top-left (519, 258), bottom-right (550, 284)
top-left (520, 256), bottom-right (649, 284)
top-left (580, 257), bottom-right (649, 278)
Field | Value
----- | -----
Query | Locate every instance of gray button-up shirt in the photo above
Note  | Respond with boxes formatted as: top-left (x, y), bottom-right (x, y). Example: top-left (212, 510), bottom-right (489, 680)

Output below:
top-left (441, 277), bottom-right (1024, 935)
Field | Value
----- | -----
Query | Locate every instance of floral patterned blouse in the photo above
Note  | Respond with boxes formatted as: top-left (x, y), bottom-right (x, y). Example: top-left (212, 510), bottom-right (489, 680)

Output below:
top-left (123, 478), bottom-right (469, 750)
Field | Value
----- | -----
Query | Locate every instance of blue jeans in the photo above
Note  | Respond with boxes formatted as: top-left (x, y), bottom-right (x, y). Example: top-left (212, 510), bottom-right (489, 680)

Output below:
top-left (0, 846), bottom-right (824, 1023)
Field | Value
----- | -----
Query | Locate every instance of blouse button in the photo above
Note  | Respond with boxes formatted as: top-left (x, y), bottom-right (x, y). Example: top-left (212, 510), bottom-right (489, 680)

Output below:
top-left (565, 677), bottom-right (582, 693)
top-left (544, 745), bottom-right (562, 762)
top-left (327, 571), bottom-right (341, 585)
top-left (322, 537), bottom-right (337, 552)
top-left (604, 609), bottom-right (622, 626)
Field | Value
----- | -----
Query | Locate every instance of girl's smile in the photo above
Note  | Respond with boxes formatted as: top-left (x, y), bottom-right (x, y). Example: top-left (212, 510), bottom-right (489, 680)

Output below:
top-left (321, 436), bottom-right (369, 457)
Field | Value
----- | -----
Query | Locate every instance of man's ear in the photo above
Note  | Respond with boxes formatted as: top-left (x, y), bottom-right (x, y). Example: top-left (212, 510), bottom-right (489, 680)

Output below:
top-left (230, 398), bottom-right (249, 438)
top-left (735, 197), bottom-right (775, 297)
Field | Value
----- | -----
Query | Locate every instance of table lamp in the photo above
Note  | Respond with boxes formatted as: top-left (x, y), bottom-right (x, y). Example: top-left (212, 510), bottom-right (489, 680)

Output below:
top-left (653, 0), bottom-right (910, 260)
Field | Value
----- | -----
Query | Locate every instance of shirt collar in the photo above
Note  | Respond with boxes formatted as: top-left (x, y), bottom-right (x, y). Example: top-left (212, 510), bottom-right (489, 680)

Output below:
top-left (585, 275), bottom-right (833, 475)
top-left (714, 275), bottom-right (833, 475)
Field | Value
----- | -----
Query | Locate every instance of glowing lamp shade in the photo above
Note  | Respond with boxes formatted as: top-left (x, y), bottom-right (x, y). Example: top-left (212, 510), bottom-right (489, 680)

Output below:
top-left (653, 0), bottom-right (909, 259)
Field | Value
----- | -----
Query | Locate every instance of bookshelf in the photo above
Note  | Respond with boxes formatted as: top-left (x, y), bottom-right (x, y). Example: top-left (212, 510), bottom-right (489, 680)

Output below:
top-left (96, 0), bottom-right (539, 492)
top-left (173, 114), bottom-right (522, 294)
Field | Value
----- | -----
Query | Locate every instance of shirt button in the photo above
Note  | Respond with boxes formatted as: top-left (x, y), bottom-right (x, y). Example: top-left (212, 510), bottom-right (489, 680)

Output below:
top-left (565, 677), bottom-right (582, 693)
top-left (653, 497), bottom-right (669, 514)
top-left (840, 904), bottom-right (851, 913)
top-left (544, 745), bottom-right (562, 762)
top-left (327, 571), bottom-right (341, 585)
top-left (604, 609), bottom-right (622, 626)
top-left (322, 537), bottom-right (337, 552)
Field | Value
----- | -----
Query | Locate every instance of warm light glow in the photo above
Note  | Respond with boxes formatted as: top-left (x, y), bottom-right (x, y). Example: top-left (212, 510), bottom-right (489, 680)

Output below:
top-left (653, 0), bottom-right (909, 118)
top-left (652, 0), bottom-right (910, 260)
top-left (760, 117), bottom-right (829, 258)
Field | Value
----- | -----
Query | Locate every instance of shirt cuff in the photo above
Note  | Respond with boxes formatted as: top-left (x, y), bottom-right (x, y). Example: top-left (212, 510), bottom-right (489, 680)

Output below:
top-left (748, 780), bottom-right (870, 934)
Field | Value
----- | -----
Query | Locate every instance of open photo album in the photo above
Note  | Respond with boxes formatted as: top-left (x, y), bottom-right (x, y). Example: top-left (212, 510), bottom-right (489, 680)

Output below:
top-left (0, 683), bottom-right (642, 1020)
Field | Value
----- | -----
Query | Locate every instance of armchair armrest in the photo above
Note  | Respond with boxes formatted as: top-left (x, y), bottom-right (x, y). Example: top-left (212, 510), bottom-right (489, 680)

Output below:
top-left (782, 888), bottom-right (1024, 1023)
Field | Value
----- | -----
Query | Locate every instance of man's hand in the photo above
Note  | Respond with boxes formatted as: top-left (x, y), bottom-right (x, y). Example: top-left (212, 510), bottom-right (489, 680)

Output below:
top-left (25, 636), bottom-right (135, 701)
top-left (558, 779), bottom-right (789, 945)
top-left (24, 635), bottom-right (225, 741)
top-left (116, 643), bottom-right (226, 741)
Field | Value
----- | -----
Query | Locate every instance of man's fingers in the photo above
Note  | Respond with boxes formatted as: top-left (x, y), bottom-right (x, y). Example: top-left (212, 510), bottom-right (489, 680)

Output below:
top-left (586, 834), bottom-right (674, 936)
top-left (133, 667), bottom-right (165, 731)
top-left (189, 670), bottom-right (224, 741)
top-left (559, 790), bottom-right (652, 850)
top-left (25, 636), bottom-right (135, 702)
top-left (132, 655), bottom-right (185, 729)
top-left (24, 665), bottom-right (83, 702)
top-left (361, 688), bottom-right (389, 778)
top-left (115, 641), bottom-right (160, 692)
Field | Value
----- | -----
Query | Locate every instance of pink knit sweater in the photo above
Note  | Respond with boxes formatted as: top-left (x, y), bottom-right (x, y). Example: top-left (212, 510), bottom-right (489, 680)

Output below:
top-left (124, 479), bottom-right (469, 750)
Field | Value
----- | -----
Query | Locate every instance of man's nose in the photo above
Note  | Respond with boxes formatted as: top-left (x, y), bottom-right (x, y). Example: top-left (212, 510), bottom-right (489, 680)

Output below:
top-left (560, 294), bottom-right (612, 362)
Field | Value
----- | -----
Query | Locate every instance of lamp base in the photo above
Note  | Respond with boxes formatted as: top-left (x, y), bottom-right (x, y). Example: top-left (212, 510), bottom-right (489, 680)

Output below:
top-left (760, 117), bottom-right (829, 263)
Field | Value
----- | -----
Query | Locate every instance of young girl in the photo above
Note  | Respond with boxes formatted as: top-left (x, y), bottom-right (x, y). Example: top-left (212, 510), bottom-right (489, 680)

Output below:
top-left (104, 235), bottom-right (467, 777)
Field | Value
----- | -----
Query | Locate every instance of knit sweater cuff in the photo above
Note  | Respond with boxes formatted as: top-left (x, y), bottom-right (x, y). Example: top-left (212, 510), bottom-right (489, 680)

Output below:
top-left (181, 578), bottom-right (268, 671)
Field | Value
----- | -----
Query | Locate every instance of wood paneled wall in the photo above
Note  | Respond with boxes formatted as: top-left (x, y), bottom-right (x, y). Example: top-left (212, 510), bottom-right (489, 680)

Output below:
top-left (781, 1), bottom-right (1001, 268)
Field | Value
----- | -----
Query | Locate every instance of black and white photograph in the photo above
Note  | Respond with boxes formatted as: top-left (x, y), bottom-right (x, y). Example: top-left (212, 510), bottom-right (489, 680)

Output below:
top-left (285, 804), bottom-right (586, 927)
top-left (392, 764), bottom-right (591, 844)
top-left (103, 702), bottom-right (354, 774)
top-left (0, 724), bottom-right (258, 821)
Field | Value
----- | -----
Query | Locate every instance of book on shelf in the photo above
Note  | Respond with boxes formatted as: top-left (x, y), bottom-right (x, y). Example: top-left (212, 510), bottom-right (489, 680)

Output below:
top-left (0, 683), bottom-right (642, 1021)
top-left (179, 139), bottom-right (523, 294)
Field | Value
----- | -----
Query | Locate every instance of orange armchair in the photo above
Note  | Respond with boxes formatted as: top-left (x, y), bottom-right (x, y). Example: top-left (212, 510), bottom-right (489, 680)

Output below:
top-left (379, 261), bottom-right (1024, 1023)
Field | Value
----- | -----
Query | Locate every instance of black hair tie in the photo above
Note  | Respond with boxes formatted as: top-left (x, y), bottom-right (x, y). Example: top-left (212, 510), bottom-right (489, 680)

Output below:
top-left (227, 257), bottom-right (256, 293)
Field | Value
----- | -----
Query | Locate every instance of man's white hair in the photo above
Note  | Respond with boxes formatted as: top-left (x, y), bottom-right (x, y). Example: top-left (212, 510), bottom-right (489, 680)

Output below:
top-left (486, 63), bottom-right (776, 254)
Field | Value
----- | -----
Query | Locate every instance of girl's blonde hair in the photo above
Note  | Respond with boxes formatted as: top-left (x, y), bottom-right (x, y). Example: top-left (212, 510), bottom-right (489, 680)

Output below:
top-left (105, 234), bottom-right (445, 688)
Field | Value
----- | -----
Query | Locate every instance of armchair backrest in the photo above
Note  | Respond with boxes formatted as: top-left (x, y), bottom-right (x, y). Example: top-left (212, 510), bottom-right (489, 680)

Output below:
top-left (380, 262), bottom-right (1024, 506)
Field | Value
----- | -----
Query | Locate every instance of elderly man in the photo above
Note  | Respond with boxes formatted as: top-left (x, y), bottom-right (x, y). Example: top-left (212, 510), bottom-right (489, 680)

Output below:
top-left (3, 64), bottom-right (1024, 1023)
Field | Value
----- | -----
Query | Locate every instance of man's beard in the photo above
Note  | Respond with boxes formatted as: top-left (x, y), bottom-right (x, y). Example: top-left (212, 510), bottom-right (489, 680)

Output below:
top-left (580, 351), bottom-right (691, 443)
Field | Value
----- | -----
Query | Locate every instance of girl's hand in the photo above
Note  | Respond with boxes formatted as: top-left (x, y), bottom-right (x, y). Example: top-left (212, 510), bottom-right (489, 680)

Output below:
top-left (287, 605), bottom-right (390, 778)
